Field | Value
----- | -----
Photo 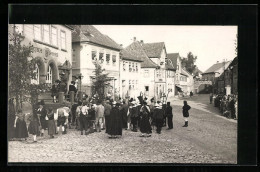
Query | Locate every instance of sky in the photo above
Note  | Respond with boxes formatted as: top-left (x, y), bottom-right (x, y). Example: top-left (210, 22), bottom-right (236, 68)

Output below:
top-left (93, 25), bottom-right (237, 72)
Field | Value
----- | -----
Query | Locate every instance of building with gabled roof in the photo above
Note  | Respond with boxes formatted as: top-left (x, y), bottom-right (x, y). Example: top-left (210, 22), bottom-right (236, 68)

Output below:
top-left (71, 25), bottom-right (122, 99)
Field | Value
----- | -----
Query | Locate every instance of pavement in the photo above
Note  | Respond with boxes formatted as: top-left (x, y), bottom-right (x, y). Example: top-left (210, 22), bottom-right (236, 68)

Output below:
top-left (8, 94), bottom-right (237, 164)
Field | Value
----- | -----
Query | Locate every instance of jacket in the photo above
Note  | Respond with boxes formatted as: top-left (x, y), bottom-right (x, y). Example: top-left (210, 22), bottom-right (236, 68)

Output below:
top-left (104, 103), bottom-right (112, 116)
top-left (96, 104), bottom-right (105, 118)
top-left (182, 105), bottom-right (191, 117)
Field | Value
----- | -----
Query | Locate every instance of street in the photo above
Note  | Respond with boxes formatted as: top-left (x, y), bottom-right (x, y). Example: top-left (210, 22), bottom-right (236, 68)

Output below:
top-left (8, 94), bottom-right (237, 164)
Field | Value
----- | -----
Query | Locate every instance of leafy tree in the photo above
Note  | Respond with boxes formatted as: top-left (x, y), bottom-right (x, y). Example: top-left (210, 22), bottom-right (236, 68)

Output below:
top-left (9, 25), bottom-right (48, 111)
top-left (92, 60), bottom-right (113, 101)
top-left (181, 52), bottom-right (198, 75)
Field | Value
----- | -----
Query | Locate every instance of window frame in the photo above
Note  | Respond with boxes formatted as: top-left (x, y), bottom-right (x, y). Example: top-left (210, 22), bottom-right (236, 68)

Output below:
top-left (43, 25), bottom-right (50, 44)
top-left (51, 25), bottom-right (58, 47)
top-left (33, 25), bottom-right (42, 41)
top-left (60, 30), bottom-right (66, 50)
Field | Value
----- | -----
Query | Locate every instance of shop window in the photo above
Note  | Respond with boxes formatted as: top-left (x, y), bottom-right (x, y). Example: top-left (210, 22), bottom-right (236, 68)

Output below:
top-left (34, 25), bottom-right (42, 41)
top-left (51, 26), bottom-right (58, 46)
top-left (60, 30), bottom-right (66, 50)
top-left (92, 51), bottom-right (97, 60)
top-left (43, 25), bottom-right (50, 44)
top-left (31, 64), bottom-right (39, 85)
top-left (106, 54), bottom-right (110, 64)
top-left (46, 65), bottom-right (52, 84)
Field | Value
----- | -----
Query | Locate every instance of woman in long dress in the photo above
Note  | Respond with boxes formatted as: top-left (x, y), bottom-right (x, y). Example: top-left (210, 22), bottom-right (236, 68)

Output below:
top-left (107, 102), bottom-right (122, 138)
top-left (14, 109), bottom-right (29, 141)
top-left (139, 102), bottom-right (152, 137)
top-left (8, 98), bottom-right (16, 141)
top-left (47, 108), bottom-right (56, 138)
top-left (28, 109), bottom-right (40, 142)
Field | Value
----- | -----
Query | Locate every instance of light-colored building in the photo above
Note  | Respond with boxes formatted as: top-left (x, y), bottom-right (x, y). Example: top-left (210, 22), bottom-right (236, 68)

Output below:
top-left (71, 25), bottom-right (122, 98)
top-left (9, 24), bottom-right (73, 90)
top-left (120, 49), bottom-right (143, 99)
top-left (165, 58), bottom-right (176, 98)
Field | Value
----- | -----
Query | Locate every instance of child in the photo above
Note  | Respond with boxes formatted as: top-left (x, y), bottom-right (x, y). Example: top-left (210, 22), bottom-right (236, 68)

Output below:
top-left (182, 101), bottom-right (191, 127)
top-left (14, 109), bottom-right (29, 141)
top-left (28, 110), bottom-right (40, 142)
top-left (47, 108), bottom-right (56, 138)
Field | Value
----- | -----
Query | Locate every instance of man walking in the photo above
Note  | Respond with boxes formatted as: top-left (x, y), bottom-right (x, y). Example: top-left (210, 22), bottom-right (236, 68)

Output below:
top-left (154, 103), bottom-right (164, 134)
top-left (166, 102), bottom-right (173, 130)
top-left (95, 100), bottom-right (105, 132)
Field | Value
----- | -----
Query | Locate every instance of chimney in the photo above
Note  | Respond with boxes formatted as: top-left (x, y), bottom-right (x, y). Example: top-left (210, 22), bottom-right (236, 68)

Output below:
top-left (216, 61), bottom-right (219, 63)
top-left (133, 37), bottom-right (136, 42)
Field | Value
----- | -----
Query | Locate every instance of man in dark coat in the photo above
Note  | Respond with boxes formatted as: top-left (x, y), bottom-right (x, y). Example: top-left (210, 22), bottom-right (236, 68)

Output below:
top-left (120, 100), bottom-right (129, 130)
top-left (153, 103), bottom-right (164, 134)
top-left (182, 101), bottom-right (191, 127)
top-left (166, 102), bottom-right (173, 129)
top-left (130, 102), bottom-right (139, 132)
top-left (107, 102), bottom-right (122, 138)
top-left (37, 101), bottom-right (47, 136)
top-left (69, 81), bottom-right (77, 102)
top-left (104, 100), bottom-right (112, 133)
top-left (8, 98), bottom-right (16, 140)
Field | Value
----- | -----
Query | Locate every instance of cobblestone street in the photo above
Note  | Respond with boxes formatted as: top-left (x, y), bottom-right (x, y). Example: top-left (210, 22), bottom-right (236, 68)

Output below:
top-left (8, 94), bottom-right (237, 164)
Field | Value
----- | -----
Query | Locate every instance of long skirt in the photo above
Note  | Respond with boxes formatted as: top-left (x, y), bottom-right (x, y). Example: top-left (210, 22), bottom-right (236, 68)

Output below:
top-left (48, 120), bottom-right (56, 135)
top-left (15, 119), bottom-right (28, 138)
top-left (40, 118), bottom-right (48, 130)
top-left (140, 116), bottom-right (152, 134)
top-left (28, 120), bottom-right (40, 135)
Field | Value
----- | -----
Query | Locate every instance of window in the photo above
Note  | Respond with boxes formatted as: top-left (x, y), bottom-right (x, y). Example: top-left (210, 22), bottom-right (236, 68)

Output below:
top-left (43, 25), bottom-right (50, 44)
top-left (176, 74), bottom-right (178, 81)
top-left (60, 30), bottom-right (66, 50)
top-left (129, 62), bottom-right (132, 72)
top-left (51, 26), bottom-right (57, 46)
top-left (31, 64), bottom-right (39, 85)
top-left (177, 65), bottom-right (179, 70)
top-left (132, 80), bottom-right (135, 89)
top-left (123, 61), bottom-right (126, 71)
top-left (92, 51), bottom-right (97, 60)
top-left (129, 80), bottom-right (132, 89)
top-left (34, 25), bottom-right (42, 41)
top-left (99, 52), bottom-right (104, 63)
top-left (132, 63), bottom-right (135, 72)
top-left (156, 70), bottom-right (161, 78)
top-left (144, 70), bottom-right (149, 77)
top-left (112, 55), bottom-right (116, 64)
top-left (136, 80), bottom-right (138, 89)
top-left (106, 54), bottom-right (110, 64)
top-left (145, 86), bottom-right (149, 91)
top-left (14, 24), bottom-right (23, 35)
top-left (136, 63), bottom-right (138, 72)
top-left (46, 65), bottom-right (52, 84)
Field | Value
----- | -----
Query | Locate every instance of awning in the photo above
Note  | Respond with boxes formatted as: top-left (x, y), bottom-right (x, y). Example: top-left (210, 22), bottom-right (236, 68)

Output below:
top-left (175, 85), bottom-right (183, 92)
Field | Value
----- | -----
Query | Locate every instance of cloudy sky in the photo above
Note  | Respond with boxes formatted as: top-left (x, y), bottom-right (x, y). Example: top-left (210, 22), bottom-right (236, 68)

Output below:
top-left (94, 25), bottom-right (237, 72)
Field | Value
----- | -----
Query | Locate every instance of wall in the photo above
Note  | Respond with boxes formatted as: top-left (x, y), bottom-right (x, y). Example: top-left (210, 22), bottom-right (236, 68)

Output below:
top-left (140, 68), bottom-right (156, 100)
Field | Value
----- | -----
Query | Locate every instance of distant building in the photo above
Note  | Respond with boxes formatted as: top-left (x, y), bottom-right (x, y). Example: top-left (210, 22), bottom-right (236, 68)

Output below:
top-left (120, 48), bottom-right (143, 99)
top-left (71, 25), bottom-right (122, 98)
top-left (167, 53), bottom-right (193, 96)
top-left (9, 24), bottom-right (73, 90)
top-left (165, 58), bottom-right (176, 98)
top-left (201, 60), bottom-right (231, 94)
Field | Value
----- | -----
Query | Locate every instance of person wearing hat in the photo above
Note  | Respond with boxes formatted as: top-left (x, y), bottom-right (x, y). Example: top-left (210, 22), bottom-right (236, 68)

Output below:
top-left (166, 102), bottom-right (173, 130)
top-left (139, 102), bottom-right (152, 137)
top-left (129, 101), bottom-right (138, 132)
top-left (103, 100), bottom-right (111, 133)
top-left (106, 101), bottom-right (122, 138)
top-left (37, 101), bottom-right (47, 137)
top-left (182, 101), bottom-right (191, 127)
top-left (153, 103), bottom-right (164, 134)
top-left (120, 100), bottom-right (129, 130)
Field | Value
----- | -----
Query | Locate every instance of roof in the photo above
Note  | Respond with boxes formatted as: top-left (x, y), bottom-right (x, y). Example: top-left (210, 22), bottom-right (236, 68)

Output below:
top-left (203, 61), bottom-right (231, 74)
top-left (71, 25), bottom-right (122, 50)
top-left (167, 53), bottom-right (180, 69)
top-left (181, 68), bottom-right (190, 77)
top-left (142, 42), bottom-right (165, 58)
top-left (120, 49), bottom-right (143, 62)
top-left (125, 41), bottom-right (159, 68)
top-left (165, 59), bottom-right (176, 71)
top-left (228, 57), bottom-right (238, 68)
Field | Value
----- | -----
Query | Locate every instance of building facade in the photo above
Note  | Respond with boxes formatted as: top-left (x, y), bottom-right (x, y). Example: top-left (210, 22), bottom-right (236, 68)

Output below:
top-left (120, 49), bottom-right (143, 99)
top-left (165, 59), bottom-right (176, 98)
top-left (9, 24), bottom-right (73, 90)
top-left (71, 25), bottom-right (122, 98)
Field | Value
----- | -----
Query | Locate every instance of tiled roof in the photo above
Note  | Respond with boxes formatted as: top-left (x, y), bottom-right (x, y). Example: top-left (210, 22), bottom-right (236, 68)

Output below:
top-left (71, 25), bottom-right (122, 50)
top-left (167, 53), bottom-right (180, 69)
top-left (142, 42), bottom-right (165, 58)
top-left (165, 59), bottom-right (176, 71)
top-left (203, 61), bottom-right (231, 74)
top-left (121, 49), bottom-right (143, 62)
top-left (181, 68), bottom-right (192, 77)
top-left (125, 41), bottom-right (159, 68)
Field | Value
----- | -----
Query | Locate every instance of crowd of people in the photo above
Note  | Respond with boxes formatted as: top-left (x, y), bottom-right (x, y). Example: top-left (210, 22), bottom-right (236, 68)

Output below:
top-left (8, 95), bottom-right (192, 142)
top-left (211, 93), bottom-right (238, 119)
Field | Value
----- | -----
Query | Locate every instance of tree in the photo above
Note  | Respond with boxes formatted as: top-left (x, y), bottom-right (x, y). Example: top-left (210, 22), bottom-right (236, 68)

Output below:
top-left (92, 60), bottom-right (113, 101)
top-left (181, 52), bottom-right (198, 75)
top-left (9, 25), bottom-right (48, 111)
